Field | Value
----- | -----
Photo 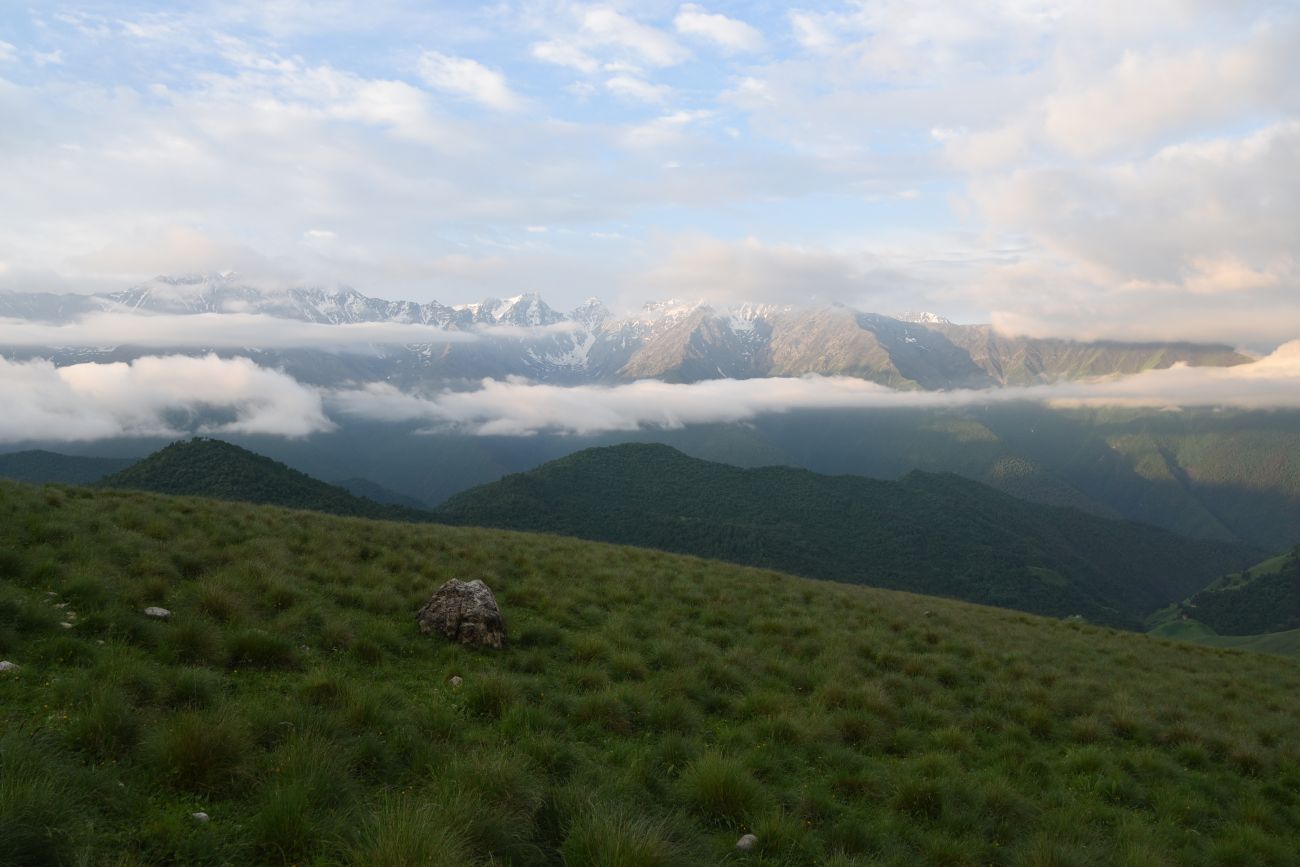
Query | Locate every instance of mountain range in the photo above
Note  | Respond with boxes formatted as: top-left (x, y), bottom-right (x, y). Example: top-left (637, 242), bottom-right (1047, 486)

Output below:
top-left (0, 273), bottom-right (1250, 389)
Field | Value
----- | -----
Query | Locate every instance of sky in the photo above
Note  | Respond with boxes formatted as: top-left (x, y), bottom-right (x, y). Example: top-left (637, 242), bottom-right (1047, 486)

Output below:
top-left (1, 0), bottom-right (1298, 346)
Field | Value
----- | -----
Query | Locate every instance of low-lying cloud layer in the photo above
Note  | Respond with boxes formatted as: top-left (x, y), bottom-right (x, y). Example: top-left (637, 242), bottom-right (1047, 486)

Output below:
top-left (0, 313), bottom-right (483, 350)
top-left (0, 354), bottom-right (332, 442)
top-left (5, 343), bottom-right (1300, 444)
top-left (330, 341), bottom-right (1300, 436)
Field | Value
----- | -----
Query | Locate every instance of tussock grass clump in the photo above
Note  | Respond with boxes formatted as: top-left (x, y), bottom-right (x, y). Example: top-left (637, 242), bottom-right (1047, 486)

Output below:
top-left (224, 628), bottom-right (302, 670)
top-left (346, 793), bottom-right (473, 867)
top-left (150, 710), bottom-right (250, 794)
top-left (560, 805), bottom-right (691, 867)
top-left (677, 752), bottom-right (764, 824)
top-left (1, 479), bottom-right (1300, 864)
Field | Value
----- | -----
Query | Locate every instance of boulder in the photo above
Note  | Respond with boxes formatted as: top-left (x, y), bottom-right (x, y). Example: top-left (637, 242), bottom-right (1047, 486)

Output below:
top-left (736, 833), bottom-right (758, 852)
top-left (416, 579), bottom-right (507, 649)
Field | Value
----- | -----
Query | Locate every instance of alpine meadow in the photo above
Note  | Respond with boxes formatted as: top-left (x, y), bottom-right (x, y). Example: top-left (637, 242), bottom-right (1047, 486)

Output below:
top-left (3, 2), bottom-right (1300, 866)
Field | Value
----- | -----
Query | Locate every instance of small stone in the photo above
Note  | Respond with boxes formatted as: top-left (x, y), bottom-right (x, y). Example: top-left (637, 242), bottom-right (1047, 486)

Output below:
top-left (191, 811), bottom-right (210, 823)
top-left (449, 675), bottom-right (463, 688)
top-left (60, 622), bottom-right (73, 629)
top-left (0, 661), bottom-right (18, 673)
top-left (96, 640), bottom-right (105, 645)
top-left (736, 833), bottom-right (758, 852)
top-left (144, 607), bottom-right (171, 620)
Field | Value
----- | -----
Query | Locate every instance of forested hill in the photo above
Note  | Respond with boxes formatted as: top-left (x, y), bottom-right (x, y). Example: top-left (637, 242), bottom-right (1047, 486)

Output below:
top-left (1177, 548), bottom-right (1300, 635)
top-left (96, 439), bottom-right (429, 522)
top-left (435, 443), bottom-right (1259, 629)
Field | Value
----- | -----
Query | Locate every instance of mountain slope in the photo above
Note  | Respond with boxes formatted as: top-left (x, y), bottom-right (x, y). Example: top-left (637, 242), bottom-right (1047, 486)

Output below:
top-left (3, 480), bottom-right (1300, 864)
top-left (434, 444), bottom-right (1259, 628)
top-left (96, 438), bottom-right (427, 521)
top-left (0, 450), bottom-right (135, 485)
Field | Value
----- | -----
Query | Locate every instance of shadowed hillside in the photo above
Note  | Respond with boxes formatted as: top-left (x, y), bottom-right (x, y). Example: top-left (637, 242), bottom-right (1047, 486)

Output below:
top-left (97, 438), bottom-right (428, 522)
top-left (435, 444), bottom-right (1259, 629)
top-left (0, 449), bottom-right (135, 485)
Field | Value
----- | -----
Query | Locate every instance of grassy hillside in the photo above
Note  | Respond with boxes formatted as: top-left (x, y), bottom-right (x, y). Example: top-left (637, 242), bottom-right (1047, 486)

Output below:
top-left (434, 444), bottom-right (1258, 629)
top-left (0, 449), bottom-right (135, 485)
top-left (2, 480), bottom-right (1299, 865)
top-left (98, 438), bottom-right (427, 522)
top-left (1149, 618), bottom-right (1300, 660)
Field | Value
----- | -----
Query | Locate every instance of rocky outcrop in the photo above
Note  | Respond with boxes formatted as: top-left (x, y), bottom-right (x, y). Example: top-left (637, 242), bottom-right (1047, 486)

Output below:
top-left (416, 579), bottom-right (507, 648)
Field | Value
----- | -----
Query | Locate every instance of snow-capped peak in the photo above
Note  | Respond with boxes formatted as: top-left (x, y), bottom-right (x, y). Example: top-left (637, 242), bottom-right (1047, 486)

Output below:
top-left (898, 311), bottom-right (951, 325)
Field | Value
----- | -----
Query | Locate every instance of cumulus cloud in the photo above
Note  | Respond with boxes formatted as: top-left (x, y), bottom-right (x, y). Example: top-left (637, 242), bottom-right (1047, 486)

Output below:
top-left (579, 7), bottom-right (688, 68)
top-left (0, 313), bottom-right (479, 350)
top-left (605, 75), bottom-right (672, 105)
top-left (674, 5), bottom-right (764, 54)
top-left (417, 50), bottom-right (522, 112)
top-left (630, 235), bottom-right (951, 311)
top-left (327, 342), bottom-right (1300, 436)
top-left (0, 354), bottom-right (332, 443)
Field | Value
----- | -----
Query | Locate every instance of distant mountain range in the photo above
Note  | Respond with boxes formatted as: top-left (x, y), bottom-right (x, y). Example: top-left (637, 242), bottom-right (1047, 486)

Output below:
top-left (0, 272), bottom-right (1250, 389)
top-left (432, 443), bottom-right (1259, 628)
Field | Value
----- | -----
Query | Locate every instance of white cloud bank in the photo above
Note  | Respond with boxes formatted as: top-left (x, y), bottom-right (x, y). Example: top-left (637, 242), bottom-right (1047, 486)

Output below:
top-left (6, 341), bottom-right (1300, 445)
top-left (0, 354), bottom-right (332, 443)
top-left (0, 313), bottom-right (479, 350)
top-left (329, 341), bottom-right (1300, 436)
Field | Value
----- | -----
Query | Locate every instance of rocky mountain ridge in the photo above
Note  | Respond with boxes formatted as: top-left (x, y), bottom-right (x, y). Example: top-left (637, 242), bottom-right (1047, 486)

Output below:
top-left (0, 273), bottom-right (1252, 389)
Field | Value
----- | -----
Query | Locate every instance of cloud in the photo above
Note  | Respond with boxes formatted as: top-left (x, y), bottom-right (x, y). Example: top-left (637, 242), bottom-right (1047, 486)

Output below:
top-left (605, 74), bottom-right (672, 105)
top-left (531, 39), bottom-right (598, 73)
top-left (417, 50), bottom-right (522, 111)
top-left (967, 121), bottom-right (1300, 345)
top-left (0, 312), bottom-right (480, 350)
top-left (0, 354), bottom-right (332, 443)
top-left (674, 5), bottom-right (764, 54)
top-left (631, 235), bottom-right (944, 310)
top-left (579, 8), bottom-right (688, 68)
top-left (327, 342), bottom-right (1300, 436)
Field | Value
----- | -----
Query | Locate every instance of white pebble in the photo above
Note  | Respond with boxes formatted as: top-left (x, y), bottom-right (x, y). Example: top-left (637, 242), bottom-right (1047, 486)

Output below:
top-left (144, 607), bottom-right (171, 619)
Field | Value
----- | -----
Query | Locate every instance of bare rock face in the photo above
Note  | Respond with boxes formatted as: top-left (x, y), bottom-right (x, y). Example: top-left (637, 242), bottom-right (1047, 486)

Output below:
top-left (416, 579), bottom-right (507, 649)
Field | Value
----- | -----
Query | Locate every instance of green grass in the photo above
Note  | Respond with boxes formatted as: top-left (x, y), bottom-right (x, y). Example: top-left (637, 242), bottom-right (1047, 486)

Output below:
top-left (1, 478), bottom-right (1299, 865)
top-left (1150, 618), bottom-right (1300, 660)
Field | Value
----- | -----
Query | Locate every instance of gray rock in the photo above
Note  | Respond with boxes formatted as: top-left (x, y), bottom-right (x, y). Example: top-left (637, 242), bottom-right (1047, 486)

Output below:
top-left (191, 811), bottom-right (210, 823)
top-left (0, 661), bottom-right (18, 673)
top-left (59, 622), bottom-right (73, 629)
top-left (416, 579), bottom-right (507, 649)
top-left (449, 675), bottom-right (463, 688)
top-left (144, 607), bottom-right (171, 619)
top-left (736, 833), bottom-right (758, 852)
